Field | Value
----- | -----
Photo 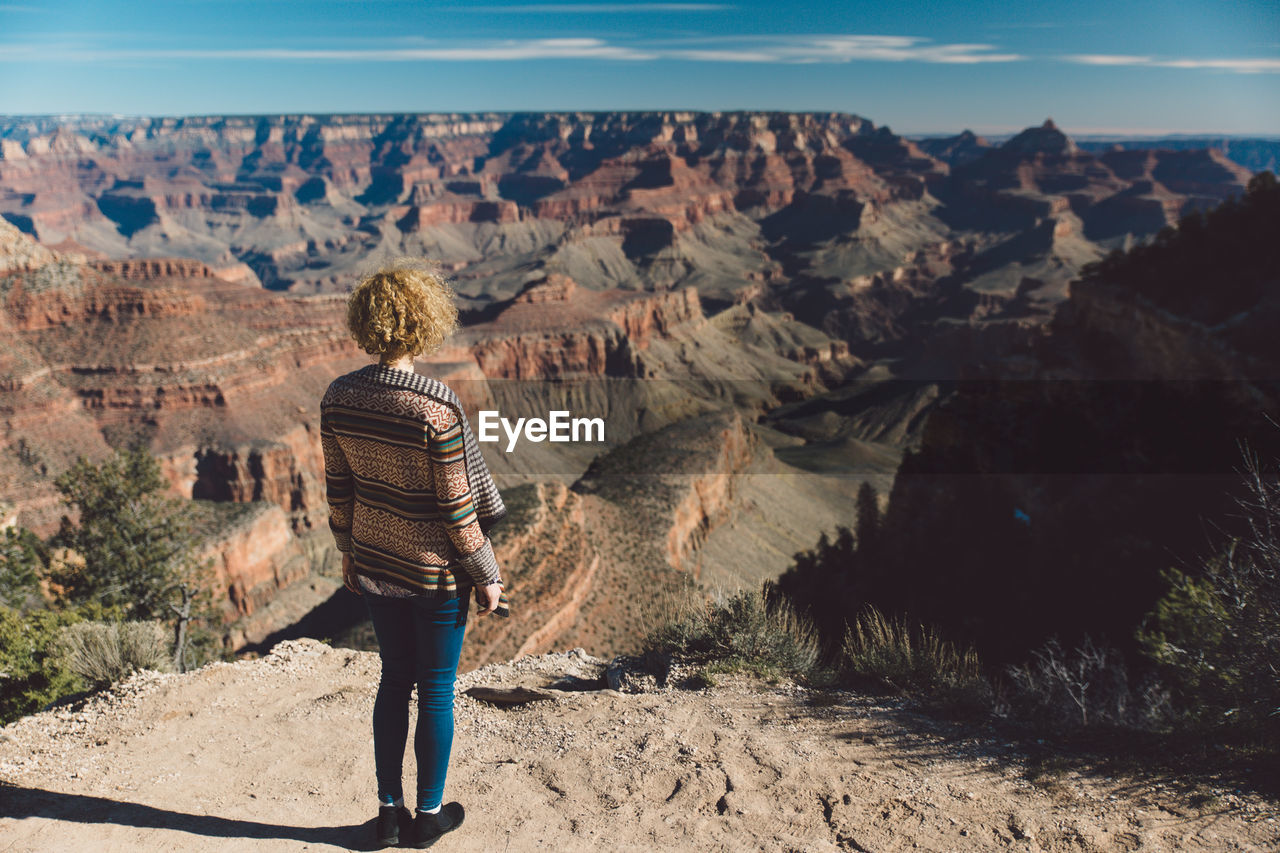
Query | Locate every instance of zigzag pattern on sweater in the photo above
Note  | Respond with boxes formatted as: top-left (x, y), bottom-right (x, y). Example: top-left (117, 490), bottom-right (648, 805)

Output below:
top-left (319, 364), bottom-right (509, 606)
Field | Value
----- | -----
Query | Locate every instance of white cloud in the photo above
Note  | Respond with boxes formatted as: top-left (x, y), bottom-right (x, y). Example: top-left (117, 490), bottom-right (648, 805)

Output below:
top-left (0, 38), bottom-right (658, 62)
top-left (0, 33), bottom-right (1021, 65)
top-left (663, 35), bottom-right (1024, 64)
top-left (1062, 53), bottom-right (1154, 66)
top-left (14, 34), bottom-right (1274, 71)
top-left (1154, 57), bottom-right (1280, 73)
top-left (661, 49), bottom-right (779, 62)
top-left (1062, 53), bottom-right (1280, 73)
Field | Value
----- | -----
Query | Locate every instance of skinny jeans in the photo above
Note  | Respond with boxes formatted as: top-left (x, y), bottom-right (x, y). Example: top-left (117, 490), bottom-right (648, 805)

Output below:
top-left (363, 589), bottom-right (468, 810)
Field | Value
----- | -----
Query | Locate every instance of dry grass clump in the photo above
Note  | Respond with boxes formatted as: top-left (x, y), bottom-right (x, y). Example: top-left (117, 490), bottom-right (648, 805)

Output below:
top-left (840, 604), bottom-right (993, 716)
top-left (641, 577), bottom-right (820, 684)
top-left (57, 620), bottom-right (173, 688)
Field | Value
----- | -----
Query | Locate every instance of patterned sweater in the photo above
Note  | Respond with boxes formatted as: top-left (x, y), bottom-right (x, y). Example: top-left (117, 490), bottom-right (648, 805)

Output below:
top-left (320, 363), bottom-right (510, 612)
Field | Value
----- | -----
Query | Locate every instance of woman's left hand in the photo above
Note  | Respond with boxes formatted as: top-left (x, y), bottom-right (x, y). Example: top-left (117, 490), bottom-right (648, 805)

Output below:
top-left (474, 582), bottom-right (502, 616)
top-left (342, 553), bottom-right (361, 595)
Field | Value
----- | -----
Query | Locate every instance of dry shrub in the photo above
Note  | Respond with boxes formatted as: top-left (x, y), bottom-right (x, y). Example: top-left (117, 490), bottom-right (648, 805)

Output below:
top-left (641, 578), bottom-right (820, 680)
top-left (1000, 634), bottom-right (1172, 733)
top-left (841, 604), bottom-right (993, 716)
top-left (57, 620), bottom-right (172, 687)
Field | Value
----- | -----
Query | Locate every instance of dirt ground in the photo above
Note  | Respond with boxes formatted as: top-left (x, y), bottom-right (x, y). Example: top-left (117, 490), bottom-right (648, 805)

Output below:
top-left (1, 639), bottom-right (1276, 852)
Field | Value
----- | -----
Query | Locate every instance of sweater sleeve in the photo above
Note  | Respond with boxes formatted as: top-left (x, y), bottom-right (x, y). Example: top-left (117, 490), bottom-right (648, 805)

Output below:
top-left (319, 406), bottom-right (355, 553)
top-left (428, 408), bottom-right (503, 586)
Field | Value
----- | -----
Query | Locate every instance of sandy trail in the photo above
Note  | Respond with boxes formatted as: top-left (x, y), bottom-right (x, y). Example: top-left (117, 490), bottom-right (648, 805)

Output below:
top-left (1, 639), bottom-right (1276, 852)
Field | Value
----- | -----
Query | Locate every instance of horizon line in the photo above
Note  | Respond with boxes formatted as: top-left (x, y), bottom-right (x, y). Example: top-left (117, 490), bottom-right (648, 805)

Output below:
top-left (1, 109), bottom-right (1279, 138)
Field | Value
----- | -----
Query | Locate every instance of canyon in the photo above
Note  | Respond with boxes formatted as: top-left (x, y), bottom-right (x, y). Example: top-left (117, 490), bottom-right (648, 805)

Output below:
top-left (0, 111), bottom-right (1260, 664)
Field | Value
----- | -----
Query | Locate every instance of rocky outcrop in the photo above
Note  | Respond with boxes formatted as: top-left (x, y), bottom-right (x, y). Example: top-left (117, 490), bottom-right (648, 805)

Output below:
top-left (0, 112), bottom-right (1264, 667)
top-left (604, 286), bottom-right (704, 349)
top-left (512, 272), bottom-right (576, 303)
top-left (464, 276), bottom-right (706, 379)
top-left (199, 501), bottom-right (311, 621)
top-left (452, 403), bottom-right (863, 667)
top-left (662, 412), bottom-right (759, 575)
top-left (572, 409), bottom-right (762, 578)
top-left (87, 258), bottom-right (227, 281)
top-left (186, 422), bottom-right (322, 519)
top-left (386, 394), bottom-right (853, 669)
top-left (1046, 274), bottom-right (1276, 387)
top-left (1000, 118), bottom-right (1079, 157)
top-left (0, 220), bottom-right (852, 661)
top-left (933, 119), bottom-right (1253, 248)
top-left (393, 198), bottom-right (520, 230)
top-left (461, 480), bottom-right (599, 669)
top-left (914, 129), bottom-right (993, 166)
top-left (869, 175), bottom-right (1280, 669)
top-left (0, 216), bottom-right (61, 273)
top-left (6, 281), bottom-right (207, 330)
top-left (0, 227), bottom-right (368, 549)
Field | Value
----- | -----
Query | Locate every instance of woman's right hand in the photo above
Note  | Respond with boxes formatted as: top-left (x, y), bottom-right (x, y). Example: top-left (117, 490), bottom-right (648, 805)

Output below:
top-left (342, 553), bottom-right (361, 596)
top-left (475, 582), bottom-right (503, 616)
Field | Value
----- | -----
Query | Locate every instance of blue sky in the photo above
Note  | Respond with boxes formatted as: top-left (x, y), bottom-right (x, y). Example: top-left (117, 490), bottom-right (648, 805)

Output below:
top-left (1, 1), bottom-right (1277, 135)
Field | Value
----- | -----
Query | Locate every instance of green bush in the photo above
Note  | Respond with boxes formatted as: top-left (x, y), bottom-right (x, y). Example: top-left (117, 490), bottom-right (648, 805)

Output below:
top-left (0, 605), bottom-right (86, 723)
top-left (49, 447), bottom-right (207, 620)
top-left (1135, 444), bottom-right (1280, 745)
top-left (47, 447), bottom-right (218, 671)
top-left (56, 620), bottom-right (173, 688)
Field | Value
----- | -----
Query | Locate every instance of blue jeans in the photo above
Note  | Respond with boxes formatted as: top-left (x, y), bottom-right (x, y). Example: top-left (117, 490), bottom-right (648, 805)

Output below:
top-left (363, 590), bottom-right (468, 811)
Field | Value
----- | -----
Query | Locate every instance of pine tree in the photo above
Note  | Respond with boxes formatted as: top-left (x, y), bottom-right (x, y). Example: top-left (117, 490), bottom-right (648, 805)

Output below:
top-left (854, 481), bottom-right (882, 562)
top-left (0, 525), bottom-right (46, 609)
top-left (47, 447), bottom-right (214, 671)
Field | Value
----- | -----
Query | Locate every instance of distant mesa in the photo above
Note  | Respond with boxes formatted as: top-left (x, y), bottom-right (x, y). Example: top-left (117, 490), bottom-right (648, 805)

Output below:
top-left (999, 117), bottom-right (1080, 157)
top-left (914, 128), bottom-right (993, 166)
top-left (513, 272), bottom-right (576, 303)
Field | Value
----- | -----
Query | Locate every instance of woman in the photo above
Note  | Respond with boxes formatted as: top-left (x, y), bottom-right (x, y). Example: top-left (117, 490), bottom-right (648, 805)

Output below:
top-left (320, 258), bottom-right (510, 849)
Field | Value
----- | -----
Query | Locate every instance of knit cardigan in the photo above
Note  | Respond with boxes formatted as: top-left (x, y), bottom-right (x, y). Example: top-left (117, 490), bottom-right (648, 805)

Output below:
top-left (320, 363), bottom-right (510, 617)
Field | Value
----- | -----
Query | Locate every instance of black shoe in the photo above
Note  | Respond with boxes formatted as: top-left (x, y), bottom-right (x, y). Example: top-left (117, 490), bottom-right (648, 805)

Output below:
top-left (410, 802), bottom-right (465, 848)
top-left (376, 803), bottom-right (413, 848)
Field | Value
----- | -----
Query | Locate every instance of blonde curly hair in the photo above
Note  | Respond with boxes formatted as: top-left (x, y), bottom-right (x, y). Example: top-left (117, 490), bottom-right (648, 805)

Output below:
top-left (346, 258), bottom-right (460, 361)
